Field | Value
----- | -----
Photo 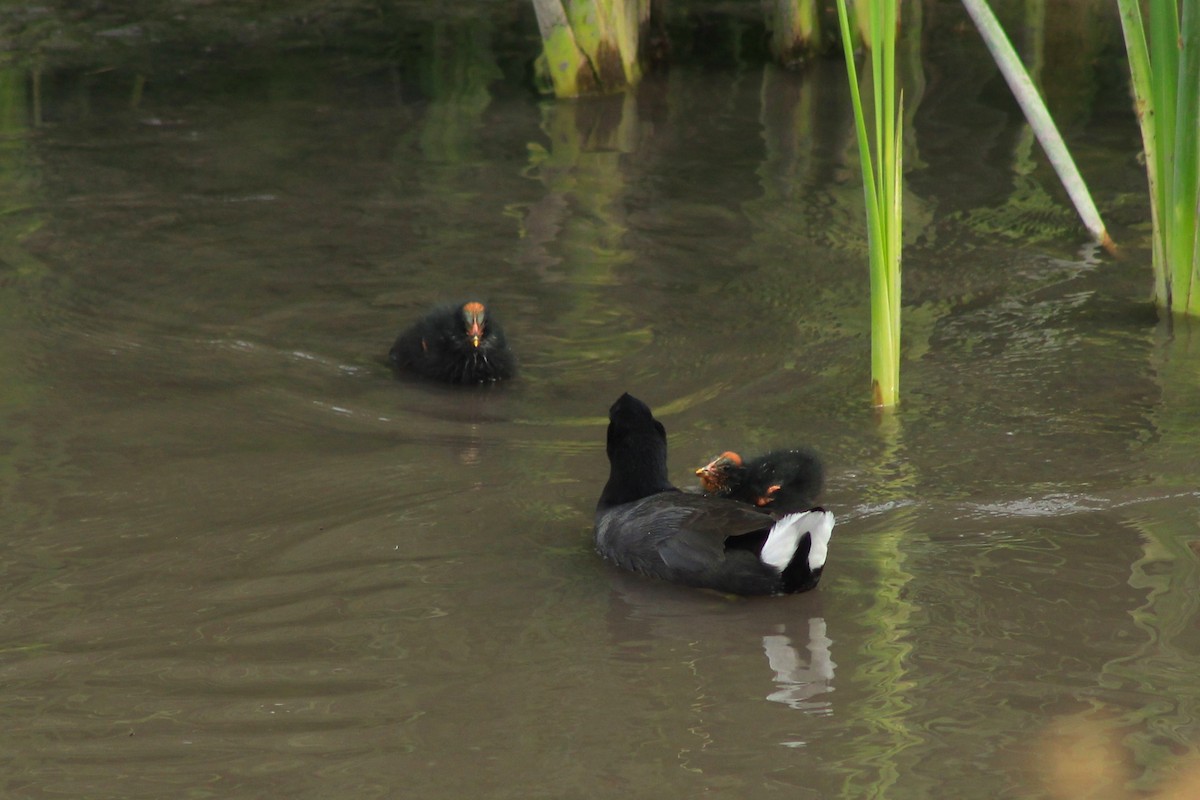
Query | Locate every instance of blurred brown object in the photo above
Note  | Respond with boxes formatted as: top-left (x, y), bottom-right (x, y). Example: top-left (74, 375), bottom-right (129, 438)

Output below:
top-left (1039, 717), bottom-right (1200, 800)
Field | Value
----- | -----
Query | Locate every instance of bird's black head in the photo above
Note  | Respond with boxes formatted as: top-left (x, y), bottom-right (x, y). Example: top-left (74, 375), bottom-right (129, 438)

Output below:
top-left (599, 393), bottom-right (673, 509)
top-left (606, 393), bottom-right (665, 452)
top-left (441, 301), bottom-right (513, 383)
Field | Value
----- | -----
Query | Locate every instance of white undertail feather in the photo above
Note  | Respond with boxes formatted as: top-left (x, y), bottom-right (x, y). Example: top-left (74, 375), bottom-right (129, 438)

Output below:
top-left (759, 510), bottom-right (835, 572)
top-left (805, 511), bottom-right (834, 571)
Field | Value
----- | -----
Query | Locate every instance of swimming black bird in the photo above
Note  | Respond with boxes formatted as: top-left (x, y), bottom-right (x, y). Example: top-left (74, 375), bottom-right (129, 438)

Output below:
top-left (594, 393), bottom-right (833, 596)
top-left (388, 301), bottom-right (514, 384)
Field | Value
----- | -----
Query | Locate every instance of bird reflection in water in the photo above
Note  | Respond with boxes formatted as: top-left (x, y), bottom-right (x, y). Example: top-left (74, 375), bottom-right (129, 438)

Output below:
top-left (762, 617), bottom-right (835, 715)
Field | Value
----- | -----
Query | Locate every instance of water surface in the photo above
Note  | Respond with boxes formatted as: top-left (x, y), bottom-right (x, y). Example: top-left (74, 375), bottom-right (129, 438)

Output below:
top-left (1, 3), bottom-right (1198, 798)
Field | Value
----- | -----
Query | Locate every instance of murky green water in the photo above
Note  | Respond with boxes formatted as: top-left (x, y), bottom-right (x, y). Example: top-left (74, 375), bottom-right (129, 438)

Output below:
top-left (2, 2), bottom-right (1198, 798)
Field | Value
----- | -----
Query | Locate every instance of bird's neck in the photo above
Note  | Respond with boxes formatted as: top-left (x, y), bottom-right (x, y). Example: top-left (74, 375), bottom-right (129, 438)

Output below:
top-left (598, 442), bottom-right (674, 510)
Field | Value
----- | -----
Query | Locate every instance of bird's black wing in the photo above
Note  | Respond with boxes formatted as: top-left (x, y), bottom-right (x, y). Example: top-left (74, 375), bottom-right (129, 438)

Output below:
top-left (649, 493), bottom-right (779, 573)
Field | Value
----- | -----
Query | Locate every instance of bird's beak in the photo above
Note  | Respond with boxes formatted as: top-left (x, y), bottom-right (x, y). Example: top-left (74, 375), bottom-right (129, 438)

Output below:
top-left (463, 303), bottom-right (486, 348)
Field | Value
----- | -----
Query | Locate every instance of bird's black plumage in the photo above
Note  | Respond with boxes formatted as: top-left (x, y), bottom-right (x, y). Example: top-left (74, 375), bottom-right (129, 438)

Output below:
top-left (388, 301), bottom-right (514, 384)
top-left (595, 393), bottom-right (833, 596)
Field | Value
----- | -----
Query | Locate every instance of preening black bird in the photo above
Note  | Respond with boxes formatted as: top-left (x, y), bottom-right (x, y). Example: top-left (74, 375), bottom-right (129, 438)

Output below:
top-left (594, 393), bottom-right (833, 596)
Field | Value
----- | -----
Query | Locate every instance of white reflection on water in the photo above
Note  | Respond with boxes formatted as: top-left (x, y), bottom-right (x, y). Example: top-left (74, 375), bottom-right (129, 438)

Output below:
top-left (966, 488), bottom-right (1200, 518)
top-left (762, 617), bottom-right (835, 718)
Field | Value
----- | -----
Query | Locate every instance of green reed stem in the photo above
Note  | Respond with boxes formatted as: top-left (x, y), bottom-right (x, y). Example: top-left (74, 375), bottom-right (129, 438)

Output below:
top-left (531, 0), bottom-right (643, 97)
top-left (835, 0), bottom-right (901, 408)
top-left (1118, 0), bottom-right (1200, 314)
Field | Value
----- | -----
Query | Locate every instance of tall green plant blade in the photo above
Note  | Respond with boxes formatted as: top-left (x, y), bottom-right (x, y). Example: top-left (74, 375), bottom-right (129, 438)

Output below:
top-left (1148, 0), bottom-right (1179, 197)
top-left (835, 0), bottom-right (882, 270)
top-left (1151, 0), bottom-right (1183, 309)
top-left (1118, 0), bottom-right (1200, 315)
top-left (890, 94), bottom-right (903, 394)
top-left (882, 1), bottom-right (897, 223)
top-left (960, 0), bottom-right (1112, 252)
top-left (882, 0), bottom-right (898, 359)
top-left (1117, 0), bottom-right (1168, 305)
top-left (871, 2), bottom-right (884, 184)
top-left (1173, 1), bottom-right (1199, 311)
